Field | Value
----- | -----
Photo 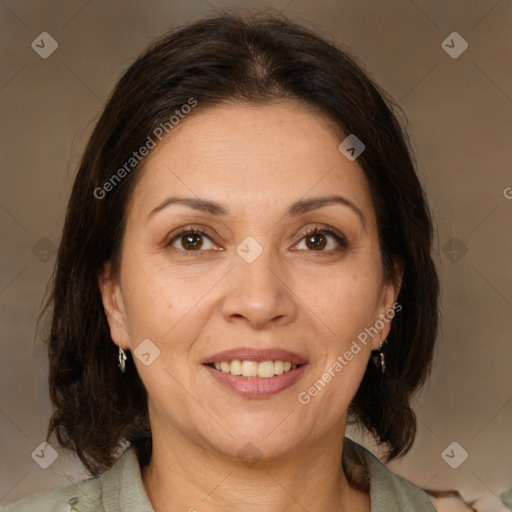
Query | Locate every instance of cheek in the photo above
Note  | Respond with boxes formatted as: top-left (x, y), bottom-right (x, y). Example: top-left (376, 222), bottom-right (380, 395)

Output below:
top-left (124, 285), bottom-right (179, 342)
top-left (120, 256), bottom-right (218, 345)
top-left (296, 265), bottom-right (380, 340)
top-left (118, 254), bottom-right (174, 339)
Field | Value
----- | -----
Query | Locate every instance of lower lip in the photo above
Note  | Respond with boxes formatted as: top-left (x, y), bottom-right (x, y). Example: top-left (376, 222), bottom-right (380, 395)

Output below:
top-left (203, 364), bottom-right (308, 398)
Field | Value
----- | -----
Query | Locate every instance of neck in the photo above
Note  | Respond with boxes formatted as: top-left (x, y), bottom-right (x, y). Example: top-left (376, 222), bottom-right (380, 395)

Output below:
top-left (141, 419), bottom-right (370, 512)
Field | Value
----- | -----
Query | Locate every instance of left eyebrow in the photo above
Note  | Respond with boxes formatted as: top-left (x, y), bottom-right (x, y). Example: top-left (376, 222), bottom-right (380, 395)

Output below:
top-left (287, 195), bottom-right (366, 229)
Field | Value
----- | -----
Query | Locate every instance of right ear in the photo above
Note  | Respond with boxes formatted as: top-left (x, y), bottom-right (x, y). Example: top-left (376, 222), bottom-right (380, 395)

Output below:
top-left (97, 261), bottom-right (131, 350)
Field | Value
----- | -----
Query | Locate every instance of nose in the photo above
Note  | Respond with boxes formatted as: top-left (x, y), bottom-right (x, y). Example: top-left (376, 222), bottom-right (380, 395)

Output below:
top-left (220, 246), bottom-right (298, 330)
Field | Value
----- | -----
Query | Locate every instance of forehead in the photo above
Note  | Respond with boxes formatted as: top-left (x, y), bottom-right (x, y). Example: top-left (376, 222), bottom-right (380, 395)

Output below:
top-left (126, 100), bottom-right (375, 224)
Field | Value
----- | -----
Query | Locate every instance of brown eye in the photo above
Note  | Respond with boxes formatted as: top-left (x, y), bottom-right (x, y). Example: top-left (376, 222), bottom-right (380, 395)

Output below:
top-left (305, 233), bottom-right (327, 250)
top-left (295, 227), bottom-right (348, 252)
top-left (167, 229), bottom-right (215, 252)
top-left (180, 233), bottom-right (204, 250)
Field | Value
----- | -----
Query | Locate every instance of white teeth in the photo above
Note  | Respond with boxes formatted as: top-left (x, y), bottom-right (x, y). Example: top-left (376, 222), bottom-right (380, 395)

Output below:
top-left (211, 359), bottom-right (299, 378)
top-left (242, 361), bottom-right (258, 377)
top-left (230, 360), bottom-right (242, 375)
top-left (257, 361), bottom-right (275, 378)
top-left (274, 360), bottom-right (284, 375)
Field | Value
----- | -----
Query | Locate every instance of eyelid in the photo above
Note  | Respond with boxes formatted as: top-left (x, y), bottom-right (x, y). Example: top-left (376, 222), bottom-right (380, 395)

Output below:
top-left (164, 224), bottom-right (218, 248)
top-left (293, 224), bottom-right (349, 250)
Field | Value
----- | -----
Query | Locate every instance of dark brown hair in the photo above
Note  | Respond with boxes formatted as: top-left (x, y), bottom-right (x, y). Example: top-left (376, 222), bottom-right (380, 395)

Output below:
top-left (44, 11), bottom-right (439, 478)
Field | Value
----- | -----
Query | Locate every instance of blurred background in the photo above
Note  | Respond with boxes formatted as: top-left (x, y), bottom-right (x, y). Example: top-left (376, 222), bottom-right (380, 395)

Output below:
top-left (1, 1), bottom-right (511, 511)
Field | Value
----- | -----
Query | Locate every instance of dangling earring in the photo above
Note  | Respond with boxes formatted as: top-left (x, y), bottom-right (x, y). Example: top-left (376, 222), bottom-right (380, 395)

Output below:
top-left (118, 347), bottom-right (127, 373)
top-left (372, 339), bottom-right (387, 374)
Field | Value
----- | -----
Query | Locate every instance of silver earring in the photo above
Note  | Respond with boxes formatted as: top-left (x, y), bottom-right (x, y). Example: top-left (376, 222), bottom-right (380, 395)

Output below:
top-left (372, 339), bottom-right (387, 374)
top-left (118, 347), bottom-right (127, 373)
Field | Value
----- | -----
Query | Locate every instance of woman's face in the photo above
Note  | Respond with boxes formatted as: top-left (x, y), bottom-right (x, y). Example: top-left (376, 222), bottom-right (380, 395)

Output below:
top-left (100, 100), bottom-right (400, 461)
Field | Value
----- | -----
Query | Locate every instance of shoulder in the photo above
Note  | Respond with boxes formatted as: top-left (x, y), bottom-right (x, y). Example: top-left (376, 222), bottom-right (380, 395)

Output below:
top-left (1, 478), bottom-right (101, 512)
top-left (344, 437), bottom-right (436, 512)
top-left (2, 448), bottom-right (152, 512)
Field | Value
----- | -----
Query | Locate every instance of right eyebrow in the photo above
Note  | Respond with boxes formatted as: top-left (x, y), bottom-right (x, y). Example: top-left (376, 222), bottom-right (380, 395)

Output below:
top-left (146, 196), bottom-right (228, 221)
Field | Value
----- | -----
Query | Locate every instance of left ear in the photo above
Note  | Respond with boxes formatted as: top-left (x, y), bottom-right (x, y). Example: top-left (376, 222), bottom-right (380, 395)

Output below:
top-left (373, 258), bottom-right (404, 350)
top-left (97, 261), bottom-right (131, 351)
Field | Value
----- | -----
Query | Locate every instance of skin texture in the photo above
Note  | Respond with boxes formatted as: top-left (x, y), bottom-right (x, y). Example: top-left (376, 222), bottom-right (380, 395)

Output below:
top-left (98, 100), bottom-right (402, 512)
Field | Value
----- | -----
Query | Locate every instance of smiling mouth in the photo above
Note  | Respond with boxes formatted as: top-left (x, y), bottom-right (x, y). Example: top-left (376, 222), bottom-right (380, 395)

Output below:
top-left (206, 360), bottom-right (301, 378)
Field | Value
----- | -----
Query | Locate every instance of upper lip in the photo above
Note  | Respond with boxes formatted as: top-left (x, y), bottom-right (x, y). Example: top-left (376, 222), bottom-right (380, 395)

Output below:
top-left (203, 347), bottom-right (308, 365)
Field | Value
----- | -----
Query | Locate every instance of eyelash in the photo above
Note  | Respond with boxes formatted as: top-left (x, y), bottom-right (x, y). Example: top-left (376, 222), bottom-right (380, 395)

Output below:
top-left (299, 227), bottom-right (349, 251)
top-left (165, 225), bottom-right (348, 254)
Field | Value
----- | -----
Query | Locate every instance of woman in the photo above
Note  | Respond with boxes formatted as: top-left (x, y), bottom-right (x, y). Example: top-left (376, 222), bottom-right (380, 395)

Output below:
top-left (4, 12), bottom-right (439, 512)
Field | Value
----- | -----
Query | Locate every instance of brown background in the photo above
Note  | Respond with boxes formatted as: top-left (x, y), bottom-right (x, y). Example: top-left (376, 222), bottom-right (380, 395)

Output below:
top-left (1, 1), bottom-right (511, 511)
